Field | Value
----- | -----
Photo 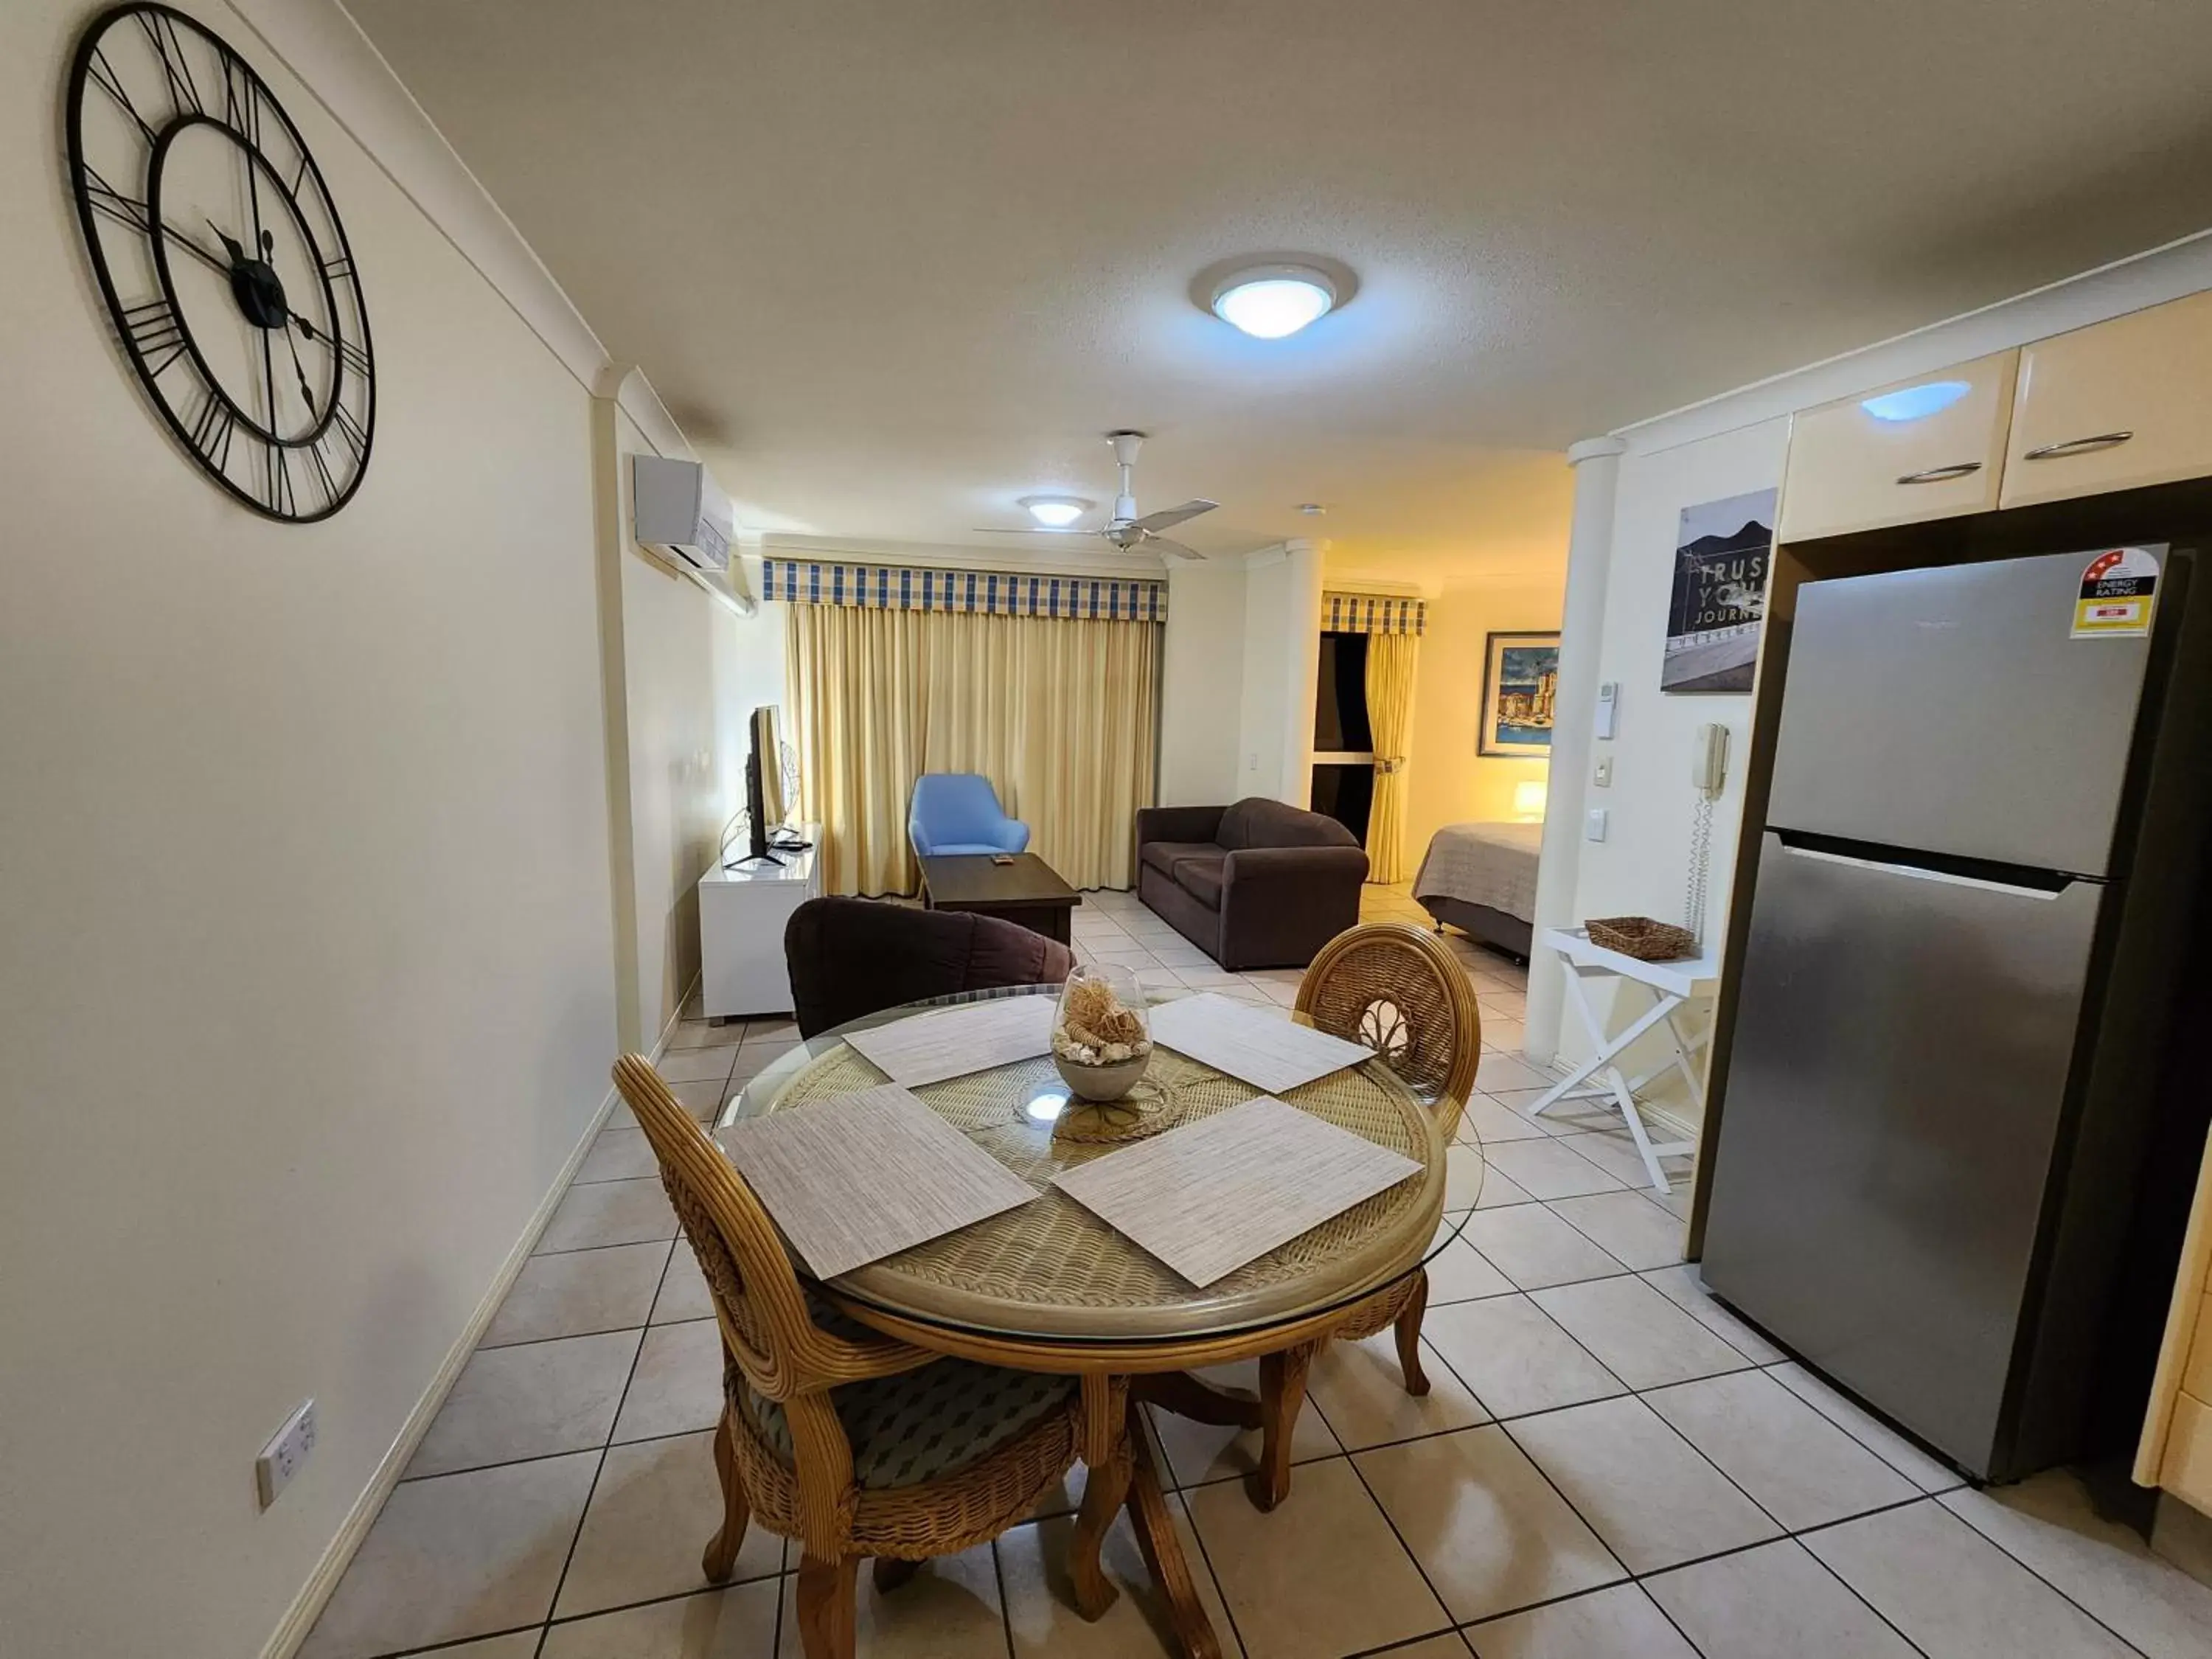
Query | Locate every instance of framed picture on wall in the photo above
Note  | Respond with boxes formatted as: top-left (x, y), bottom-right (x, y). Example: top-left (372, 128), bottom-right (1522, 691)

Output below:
top-left (1661, 488), bottom-right (1778, 694)
top-left (1479, 632), bottom-right (1560, 757)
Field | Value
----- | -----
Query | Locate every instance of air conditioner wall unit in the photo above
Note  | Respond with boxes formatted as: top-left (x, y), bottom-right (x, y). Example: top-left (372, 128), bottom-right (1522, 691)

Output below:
top-left (632, 454), bottom-right (732, 573)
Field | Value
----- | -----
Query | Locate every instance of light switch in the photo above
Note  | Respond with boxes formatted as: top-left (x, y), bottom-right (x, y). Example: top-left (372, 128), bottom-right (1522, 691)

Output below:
top-left (1593, 755), bottom-right (1613, 787)
top-left (1585, 807), bottom-right (1610, 842)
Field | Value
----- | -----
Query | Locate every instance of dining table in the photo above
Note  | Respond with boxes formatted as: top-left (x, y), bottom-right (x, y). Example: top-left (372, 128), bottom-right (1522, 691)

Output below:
top-left (720, 983), bottom-right (1477, 1659)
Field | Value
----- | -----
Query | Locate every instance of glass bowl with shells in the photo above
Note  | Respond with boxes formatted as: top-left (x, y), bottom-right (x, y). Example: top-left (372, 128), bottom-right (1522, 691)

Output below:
top-left (1050, 964), bottom-right (1153, 1102)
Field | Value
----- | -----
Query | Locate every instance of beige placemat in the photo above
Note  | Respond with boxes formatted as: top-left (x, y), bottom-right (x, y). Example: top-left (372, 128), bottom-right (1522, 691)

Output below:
top-left (717, 1083), bottom-right (1039, 1278)
top-left (1051, 1095), bottom-right (1422, 1287)
top-left (1150, 991), bottom-right (1374, 1094)
top-left (842, 995), bottom-right (1055, 1088)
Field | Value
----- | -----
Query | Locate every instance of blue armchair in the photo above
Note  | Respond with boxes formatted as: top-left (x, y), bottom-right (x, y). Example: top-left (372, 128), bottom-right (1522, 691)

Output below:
top-left (909, 773), bottom-right (1030, 857)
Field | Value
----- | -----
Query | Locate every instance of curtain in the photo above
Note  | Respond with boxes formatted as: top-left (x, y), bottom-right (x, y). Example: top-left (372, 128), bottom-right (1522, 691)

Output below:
top-left (785, 604), bottom-right (1161, 896)
top-left (1363, 631), bottom-right (1419, 883)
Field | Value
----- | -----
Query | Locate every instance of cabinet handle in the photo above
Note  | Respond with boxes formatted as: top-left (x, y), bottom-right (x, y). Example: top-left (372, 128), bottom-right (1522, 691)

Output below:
top-left (2023, 431), bottom-right (2134, 461)
top-left (1895, 462), bottom-right (1982, 484)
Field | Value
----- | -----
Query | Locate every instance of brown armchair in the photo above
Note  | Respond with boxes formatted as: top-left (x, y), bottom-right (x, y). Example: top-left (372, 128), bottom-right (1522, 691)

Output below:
top-left (784, 896), bottom-right (1075, 1039)
top-left (1135, 798), bottom-right (1368, 969)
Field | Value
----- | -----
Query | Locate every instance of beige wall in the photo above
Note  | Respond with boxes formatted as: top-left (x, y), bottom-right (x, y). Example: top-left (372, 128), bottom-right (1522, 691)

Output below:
top-left (0, 1), bottom-right (621, 1654)
top-left (1400, 577), bottom-right (1566, 875)
top-left (1158, 560), bottom-right (1248, 807)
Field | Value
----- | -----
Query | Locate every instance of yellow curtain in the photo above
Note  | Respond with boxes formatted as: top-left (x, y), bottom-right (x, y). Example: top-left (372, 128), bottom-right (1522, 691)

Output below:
top-left (1363, 632), bottom-right (1419, 883)
top-left (785, 605), bottom-right (1161, 896)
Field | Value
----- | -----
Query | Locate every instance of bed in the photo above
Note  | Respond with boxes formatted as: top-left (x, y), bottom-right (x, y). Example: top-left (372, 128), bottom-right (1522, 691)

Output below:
top-left (1411, 820), bottom-right (1542, 961)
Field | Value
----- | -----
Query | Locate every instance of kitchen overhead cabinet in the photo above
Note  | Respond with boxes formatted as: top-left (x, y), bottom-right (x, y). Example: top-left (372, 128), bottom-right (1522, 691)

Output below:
top-left (2002, 289), bottom-right (2212, 509)
top-left (1778, 352), bottom-right (2017, 543)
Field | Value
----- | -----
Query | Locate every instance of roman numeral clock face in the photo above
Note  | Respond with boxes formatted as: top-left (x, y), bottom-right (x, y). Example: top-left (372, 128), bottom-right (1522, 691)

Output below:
top-left (67, 3), bottom-right (374, 521)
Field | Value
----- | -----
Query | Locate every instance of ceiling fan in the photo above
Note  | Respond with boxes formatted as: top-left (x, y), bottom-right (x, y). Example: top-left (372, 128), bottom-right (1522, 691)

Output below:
top-left (975, 431), bottom-right (1218, 560)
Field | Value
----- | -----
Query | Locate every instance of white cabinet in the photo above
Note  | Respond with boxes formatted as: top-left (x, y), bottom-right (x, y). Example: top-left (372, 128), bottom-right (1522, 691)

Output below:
top-left (2002, 289), bottom-right (2212, 508)
top-left (1778, 352), bottom-right (2017, 543)
top-left (698, 826), bottom-right (821, 1018)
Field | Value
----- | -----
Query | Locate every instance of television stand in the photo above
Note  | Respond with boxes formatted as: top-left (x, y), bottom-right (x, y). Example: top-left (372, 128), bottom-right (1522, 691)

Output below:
top-left (699, 824), bottom-right (821, 1016)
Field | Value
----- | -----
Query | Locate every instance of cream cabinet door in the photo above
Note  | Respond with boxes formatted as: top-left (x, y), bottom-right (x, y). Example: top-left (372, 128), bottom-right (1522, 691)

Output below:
top-left (1778, 353), bottom-right (2017, 542)
top-left (2003, 289), bottom-right (2212, 508)
top-left (2138, 1130), bottom-right (2212, 1497)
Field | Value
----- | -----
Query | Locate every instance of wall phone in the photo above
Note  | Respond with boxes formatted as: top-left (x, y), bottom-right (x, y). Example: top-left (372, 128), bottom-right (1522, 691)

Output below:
top-left (1691, 723), bottom-right (1731, 797)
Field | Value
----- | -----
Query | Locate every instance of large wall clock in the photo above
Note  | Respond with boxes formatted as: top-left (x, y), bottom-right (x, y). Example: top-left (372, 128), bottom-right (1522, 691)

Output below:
top-left (66, 3), bottom-right (375, 521)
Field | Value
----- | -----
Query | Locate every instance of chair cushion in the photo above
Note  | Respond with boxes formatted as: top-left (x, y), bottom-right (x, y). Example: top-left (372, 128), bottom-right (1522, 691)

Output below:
top-left (1141, 839), bottom-right (1221, 877)
top-left (740, 1357), bottom-right (1075, 1489)
top-left (1171, 850), bottom-right (1226, 908)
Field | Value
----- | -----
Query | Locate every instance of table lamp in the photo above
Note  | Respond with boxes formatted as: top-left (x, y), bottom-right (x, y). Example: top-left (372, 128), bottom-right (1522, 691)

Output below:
top-left (1513, 779), bottom-right (1548, 821)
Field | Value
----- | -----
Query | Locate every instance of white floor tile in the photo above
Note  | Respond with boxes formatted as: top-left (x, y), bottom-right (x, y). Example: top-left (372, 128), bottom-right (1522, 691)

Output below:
top-left (1145, 1360), bottom-right (1340, 1488)
top-left (1000, 1500), bottom-right (1242, 1658)
top-left (408, 1329), bottom-right (639, 1478)
top-left (556, 1430), bottom-right (783, 1616)
top-left (1357, 1425), bottom-right (1624, 1624)
top-left (1545, 1189), bottom-right (1686, 1271)
top-left (1507, 1394), bottom-right (1781, 1574)
top-left (611, 1318), bottom-right (724, 1443)
top-left (576, 1125), bottom-right (659, 1183)
top-left (1939, 1472), bottom-right (2212, 1659)
top-left (1188, 1456), bottom-right (1448, 1659)
top-left (1484, 1136), bottom-right (1630, 1200)
top-left (1528, 1276), bottom-right (1751, 1391)
top-left (543, 1582), bottom-right (781, 1659)
top-left (1639, 1265), bottom-right (1786, 1364)
top-left (1645, 1540), bottom-right (1918, 1659)
top-left (1464, 1582), bottom-right (1697, 1658)
top-left (1305, 1329), bottom-right (1489, 1450)
top-left (538, 1178), bottom-right (678, 1253)
top-left (1422, 1295), bottom-right (1625, 1419)
top-left (1767, 1363), bottom-right (1967, 1494)
top-left (1805, 1499), bottom-right (2139, 1659)
top-left (652, 1243), bottom-right (716, 1324)
top-left (483, 1242), bottom-right (667, 1347)
top-left (1458, 1203), bottom-right (1627, 1290)
top-left (301, 1454), bottom-right (599, 1659)
top-left (1426, 1234), bottom-right (1516, 1304)
top-left (1644, 1369), bottom-right (1918, 1530)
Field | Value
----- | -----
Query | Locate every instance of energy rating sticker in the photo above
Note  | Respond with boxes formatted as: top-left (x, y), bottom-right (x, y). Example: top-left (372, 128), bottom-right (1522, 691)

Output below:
top-left (2071, 545), bottom-right (2162, 639)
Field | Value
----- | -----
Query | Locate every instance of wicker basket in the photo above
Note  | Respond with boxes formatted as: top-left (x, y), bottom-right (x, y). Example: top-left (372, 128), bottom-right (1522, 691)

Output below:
top-left (1585, 915), bottom-right (1697, 962)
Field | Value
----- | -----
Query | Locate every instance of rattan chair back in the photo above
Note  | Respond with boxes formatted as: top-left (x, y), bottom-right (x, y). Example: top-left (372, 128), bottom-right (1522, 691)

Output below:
top-left (613, 1054), bottom-right (925, 1404)
top-left (1294, 923), bottom-right (1483, 1141)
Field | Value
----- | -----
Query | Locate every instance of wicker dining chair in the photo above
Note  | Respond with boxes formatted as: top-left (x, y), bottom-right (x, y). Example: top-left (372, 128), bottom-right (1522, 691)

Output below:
top-left (1249, 922), bottom-right (1483, 1509)
top-left (612, 1055), bottom-right (1129, 1658)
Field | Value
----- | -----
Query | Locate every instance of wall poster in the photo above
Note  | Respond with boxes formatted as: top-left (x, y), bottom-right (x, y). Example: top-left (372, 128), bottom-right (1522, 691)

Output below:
top-left (1661, 488), bottom-right (1778, 694)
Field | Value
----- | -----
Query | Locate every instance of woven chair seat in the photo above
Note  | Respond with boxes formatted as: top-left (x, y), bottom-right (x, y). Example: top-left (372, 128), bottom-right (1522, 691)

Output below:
top-left (740, 1357), bottom-right (1077, 1490)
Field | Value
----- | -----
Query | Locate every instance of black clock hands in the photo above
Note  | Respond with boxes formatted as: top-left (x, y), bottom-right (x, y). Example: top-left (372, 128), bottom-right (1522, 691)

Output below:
top-left (206, 217), bottom-right (245, 262)
top-left (283, 322), bottom-right (317, 420)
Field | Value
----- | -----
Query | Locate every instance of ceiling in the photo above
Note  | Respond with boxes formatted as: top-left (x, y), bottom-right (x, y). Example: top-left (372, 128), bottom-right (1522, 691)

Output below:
top-left (347, 0), bottom-right (2212, 576)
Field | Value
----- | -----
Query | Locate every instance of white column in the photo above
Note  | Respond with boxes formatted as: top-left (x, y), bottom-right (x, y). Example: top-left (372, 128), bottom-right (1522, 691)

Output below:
top-left (1278, 538), bottom-right (1326, 808)
top-left (1525, 437), bottom-right (1627, 1065)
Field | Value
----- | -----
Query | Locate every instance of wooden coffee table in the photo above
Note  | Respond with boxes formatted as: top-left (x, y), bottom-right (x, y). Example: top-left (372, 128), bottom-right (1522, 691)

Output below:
top-left (918, 852), bottom-right (1081, 944)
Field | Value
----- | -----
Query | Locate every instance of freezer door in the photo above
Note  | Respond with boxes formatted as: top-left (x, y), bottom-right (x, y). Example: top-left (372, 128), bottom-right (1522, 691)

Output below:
top-left (1769, 549), bottom-right (2154, 876)
top-left (1702, 832), bottom-right (2104, 1476)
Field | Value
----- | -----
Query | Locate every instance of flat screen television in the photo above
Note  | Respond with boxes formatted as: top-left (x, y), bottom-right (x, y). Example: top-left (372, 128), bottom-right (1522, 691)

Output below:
top-left (731, 705), bottom-right (805, 867)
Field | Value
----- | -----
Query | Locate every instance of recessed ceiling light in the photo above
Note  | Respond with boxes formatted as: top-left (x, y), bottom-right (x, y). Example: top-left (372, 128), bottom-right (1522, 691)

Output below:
top-left (1019, 495), bottom-right (1091, 527)
top-left (1860, 380), bottom-right (1972, 422)
top-left (1210, 264), bottom-right (1339, 338)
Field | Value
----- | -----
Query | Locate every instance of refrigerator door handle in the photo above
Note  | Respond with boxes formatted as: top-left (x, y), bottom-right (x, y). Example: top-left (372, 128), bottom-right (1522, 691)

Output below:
top-left (1778, 841), bottom-right (2074, 900)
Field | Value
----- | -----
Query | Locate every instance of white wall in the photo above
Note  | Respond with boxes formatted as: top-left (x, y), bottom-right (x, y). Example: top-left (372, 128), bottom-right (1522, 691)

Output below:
top-left (0, 2), bottom-right (633, 1654)
top-left (1237, 550), bottom-right (1293, 801)
top-left (1404, 576), bottom-right (1566, 870)
top-left (1158, 560), bottom-right (1248, 807)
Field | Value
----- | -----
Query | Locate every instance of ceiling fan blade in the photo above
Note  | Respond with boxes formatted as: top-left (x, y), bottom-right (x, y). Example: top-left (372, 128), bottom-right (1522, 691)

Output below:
top-left (1149, 538), bottom-right (1205, 561)
top-left (1130, 499), bottom-right (1218, 534)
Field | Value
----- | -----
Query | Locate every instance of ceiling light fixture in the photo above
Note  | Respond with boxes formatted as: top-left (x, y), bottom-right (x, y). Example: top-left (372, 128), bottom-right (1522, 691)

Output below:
top-left (1019, 495), bottom-right (1091, 527)
top-left (1210, 264), bottom-right (1339, 338)
top-left (1860, 380), bottom-right (1972, 422)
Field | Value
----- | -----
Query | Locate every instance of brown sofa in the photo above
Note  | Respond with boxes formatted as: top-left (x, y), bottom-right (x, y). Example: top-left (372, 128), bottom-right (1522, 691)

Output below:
top-left (1135, 799), bottom-right (1368, 970)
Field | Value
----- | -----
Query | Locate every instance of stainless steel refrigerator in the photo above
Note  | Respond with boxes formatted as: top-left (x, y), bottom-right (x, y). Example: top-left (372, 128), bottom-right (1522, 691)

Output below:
top-left (1703, 544), bottom-right (2212, 1483)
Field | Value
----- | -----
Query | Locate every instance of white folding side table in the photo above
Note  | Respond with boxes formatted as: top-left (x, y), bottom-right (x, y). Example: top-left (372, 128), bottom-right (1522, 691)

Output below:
top-left (1528, 927), bottom-right (1721, 1194)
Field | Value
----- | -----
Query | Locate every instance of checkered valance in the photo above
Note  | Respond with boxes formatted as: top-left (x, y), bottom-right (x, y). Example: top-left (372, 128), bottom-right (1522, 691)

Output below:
top-left (761, 560), bottom-right (1166, 622)
top-left (1323, 591), bottom-right (1427, 636)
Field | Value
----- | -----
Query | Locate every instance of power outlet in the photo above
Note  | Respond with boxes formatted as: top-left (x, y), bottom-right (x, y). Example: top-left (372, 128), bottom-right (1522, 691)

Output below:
top-left (1593, 754), bottom-right (1614, 787)
top-left (256, 1399), bottom-right (318, 1509)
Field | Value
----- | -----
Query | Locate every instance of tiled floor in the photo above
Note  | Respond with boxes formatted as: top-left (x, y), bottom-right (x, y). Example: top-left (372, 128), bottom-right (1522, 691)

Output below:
top-left (300, 885), bottom-right (2212, 1659)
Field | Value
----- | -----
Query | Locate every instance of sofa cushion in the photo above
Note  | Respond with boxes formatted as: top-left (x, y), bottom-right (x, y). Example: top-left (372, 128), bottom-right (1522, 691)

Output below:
top-left (1172, 851), bottom-right (1225, 909)
top-left (1214, 796), bottom-right (1361, 852)
top-left (1141, 840), bottom-right (1222, 879)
